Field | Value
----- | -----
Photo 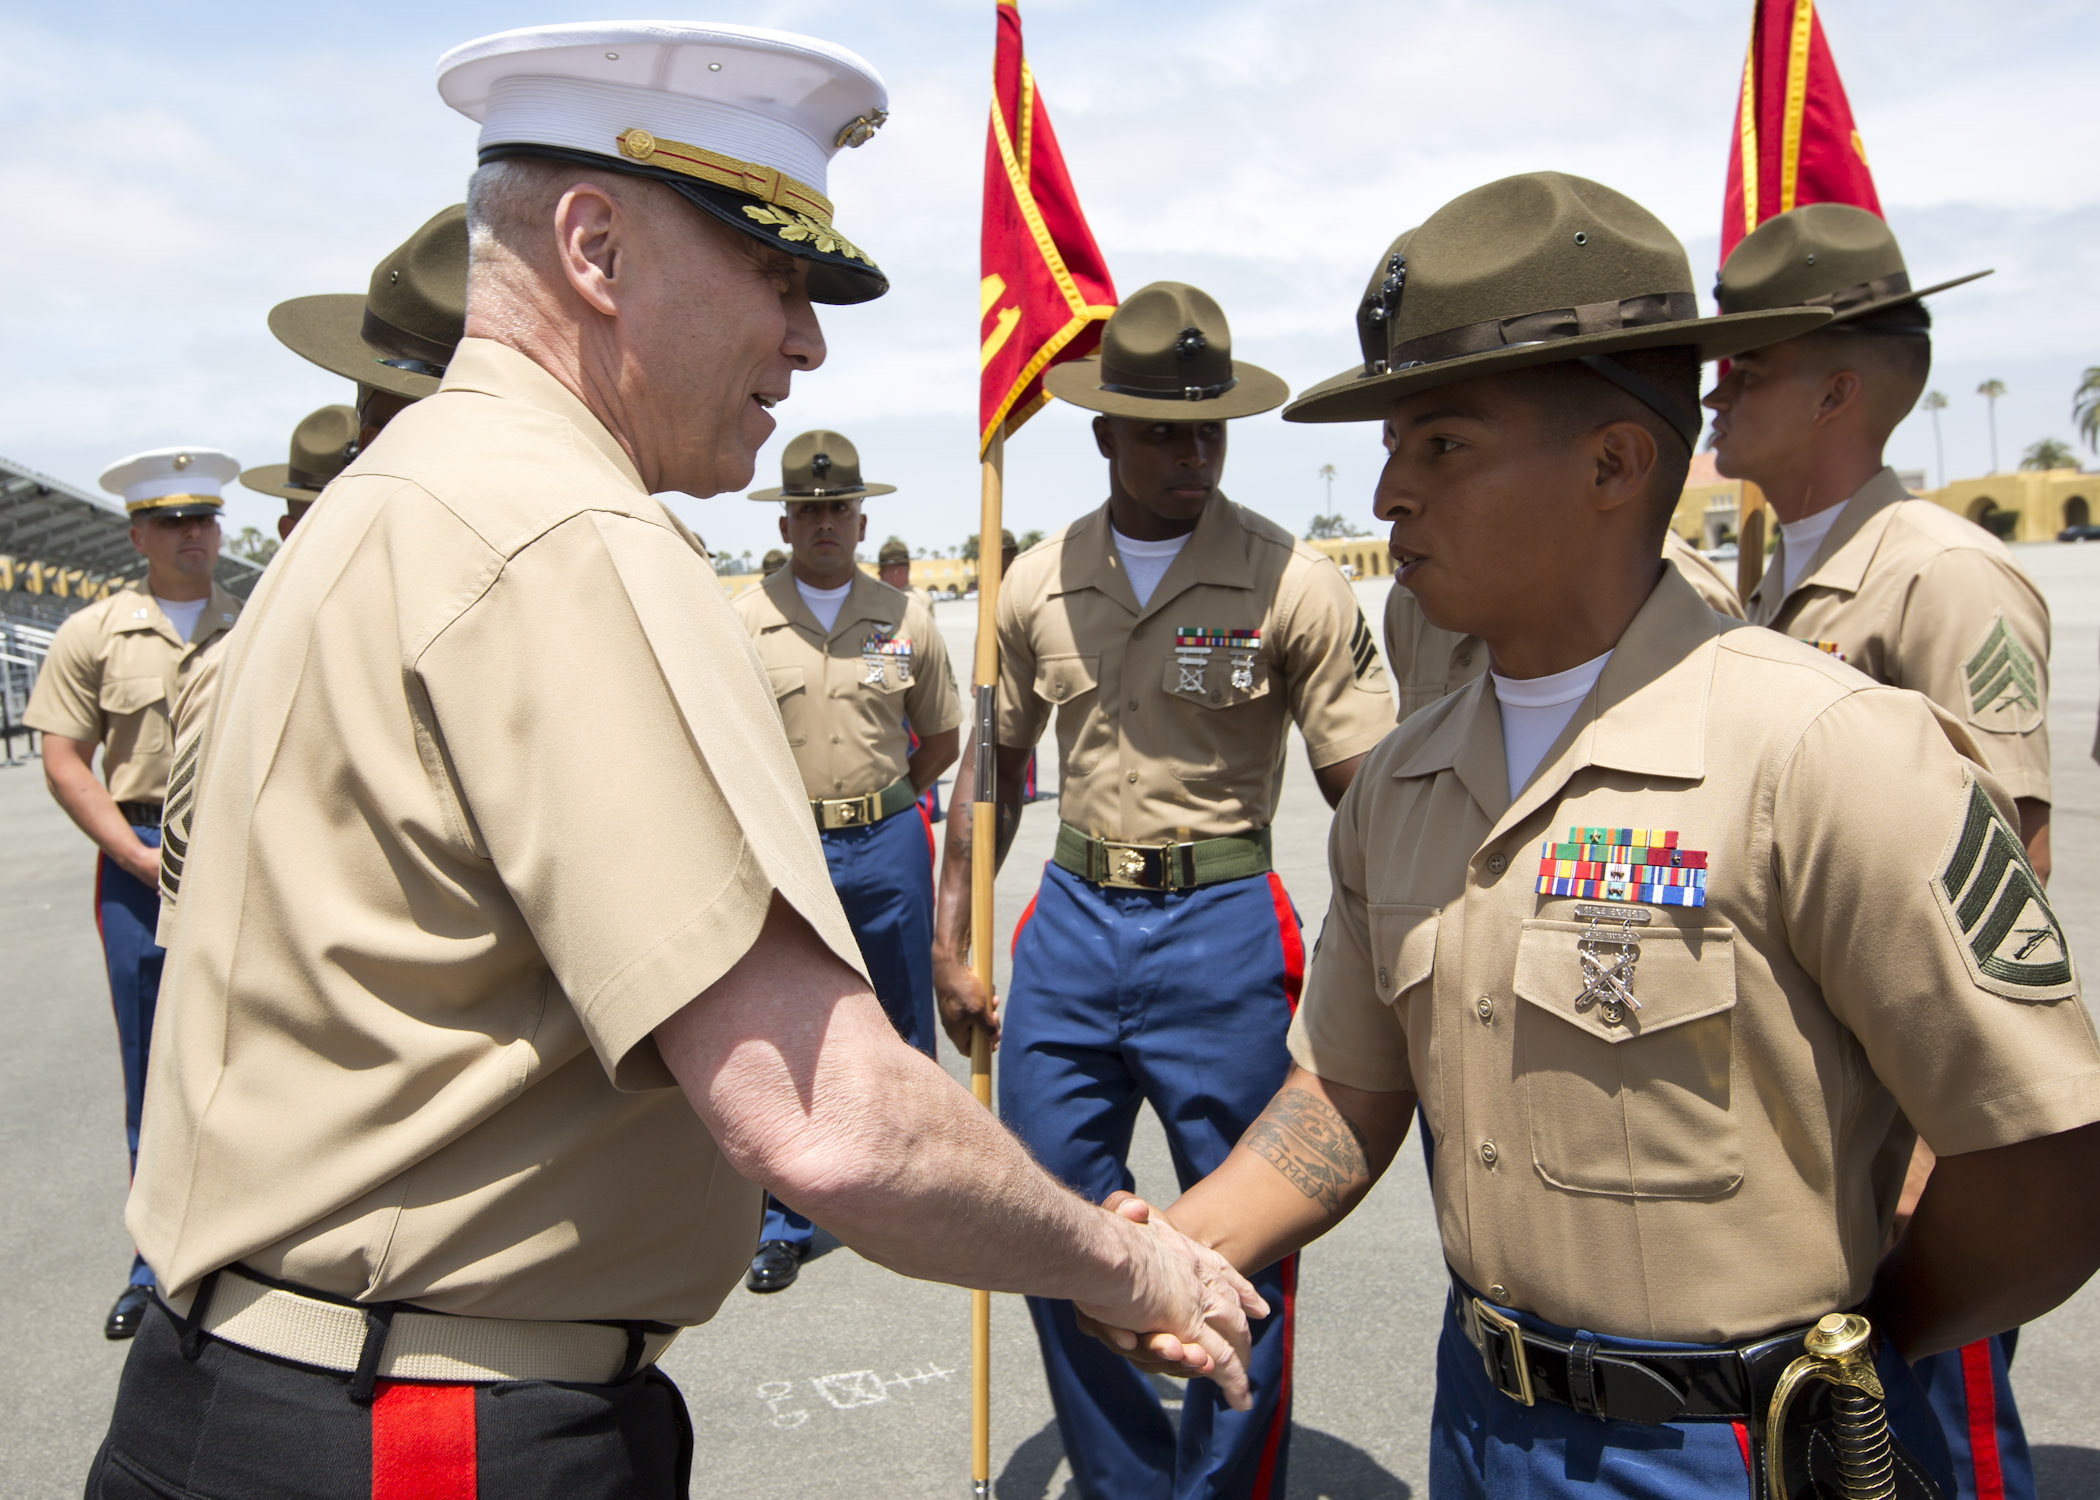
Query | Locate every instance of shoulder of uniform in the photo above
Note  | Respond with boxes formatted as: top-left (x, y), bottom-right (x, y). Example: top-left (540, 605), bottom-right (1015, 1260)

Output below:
top-left (1712, 621), bottom-right (1881, 707)
top-left (1882, 498), bottom-right (2021, 562)
top-left (53, 593), bottom-right (123, 641)
top-left (1001, 526), bottom-right (1070, 594)
top-left (864, 573), bottom-right (910, 608)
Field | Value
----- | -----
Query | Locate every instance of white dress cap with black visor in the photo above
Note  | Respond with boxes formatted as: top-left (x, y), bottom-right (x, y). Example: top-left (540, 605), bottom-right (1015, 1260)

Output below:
top-left (437, 22), bottom-right (891, 305)
top-left (102, 447), bottom-right (240, 520)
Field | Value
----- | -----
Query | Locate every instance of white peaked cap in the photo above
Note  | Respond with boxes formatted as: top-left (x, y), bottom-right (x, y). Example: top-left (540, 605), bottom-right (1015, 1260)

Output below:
top-left (435, 22), bottom-right (892, 303)
top-left (100, 447), bottom-right (241, 511)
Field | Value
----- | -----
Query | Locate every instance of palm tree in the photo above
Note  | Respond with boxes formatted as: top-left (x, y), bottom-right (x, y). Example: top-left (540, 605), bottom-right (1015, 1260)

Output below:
top-left (1978, 379), bottom-right (2007, 472)
top-left (2074, 366), bottom-right (2100, 456)
top-left (2020, 438), bottom-right (2077, 471)
top-left (1921, 390), bottom-right (1948, 488)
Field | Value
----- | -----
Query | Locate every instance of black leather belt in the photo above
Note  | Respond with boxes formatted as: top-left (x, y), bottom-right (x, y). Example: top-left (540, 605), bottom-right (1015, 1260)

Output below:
top-left (118, 800), bottom-right (163, 826)
top-left (1452, 1274), bottom-right (1815, 1426)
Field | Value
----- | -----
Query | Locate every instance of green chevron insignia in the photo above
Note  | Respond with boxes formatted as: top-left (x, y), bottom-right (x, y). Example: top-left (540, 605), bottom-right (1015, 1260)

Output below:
top-left (1934, 775), bottom-right (2074, 999)
top-left (1964, 615), bottom-right (2040, 727)
top-left (1347, 611), bottom-right (1381, 683)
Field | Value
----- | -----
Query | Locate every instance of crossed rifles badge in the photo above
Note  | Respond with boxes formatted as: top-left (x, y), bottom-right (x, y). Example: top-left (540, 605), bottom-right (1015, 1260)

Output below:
top-left (1174, 628), bottom-right (1261, 693)
top-left (860, 624), bottom-right (913, 686)
top-left (1535, 827), bottom-right (1709, 1027)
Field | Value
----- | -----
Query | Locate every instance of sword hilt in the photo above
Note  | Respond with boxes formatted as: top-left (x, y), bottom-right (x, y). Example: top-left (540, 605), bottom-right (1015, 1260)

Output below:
top-left (1764, 1312), bottom-right (1897, 1500)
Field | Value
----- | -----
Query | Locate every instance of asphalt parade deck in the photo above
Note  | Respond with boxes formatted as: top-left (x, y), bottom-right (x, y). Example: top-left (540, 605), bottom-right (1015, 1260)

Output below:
top-left (6, 562), bottom-right (2098, 1497)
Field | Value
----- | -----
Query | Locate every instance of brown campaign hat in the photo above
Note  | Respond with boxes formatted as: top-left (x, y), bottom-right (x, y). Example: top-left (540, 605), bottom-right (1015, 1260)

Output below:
top-left (876, 537), bottom-right (910, 565)
top-left (1044, 282), bottom-right (1288, 421)
top-left (748, 429), bottom-right (897, 501)
top-left (1716, 203), bottom-right (1989, 328)
top-left (268, 206), bottom-right (468, 401)
top-left (1289, 227), bottom-right (1418, 411)
top-left (1285, 173), bottom-right (1832, 429)
top-left (240, 405), bottom-right (361, 501)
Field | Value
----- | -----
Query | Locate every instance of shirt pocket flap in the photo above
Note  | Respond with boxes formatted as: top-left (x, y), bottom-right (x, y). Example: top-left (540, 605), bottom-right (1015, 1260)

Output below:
top-left (1368, 903), bottom-right (1441, 1005)
top-left (765, 665), bottom-right (806, 702)
top-left (1159, 653), bottom-right (1271, 709)
top-left (1512, 918), bottom-right (1736, 1044)
top-left (99, 675), bottom-right (168, 715)
top-left (1035, 653), bottom-right (1099, 706)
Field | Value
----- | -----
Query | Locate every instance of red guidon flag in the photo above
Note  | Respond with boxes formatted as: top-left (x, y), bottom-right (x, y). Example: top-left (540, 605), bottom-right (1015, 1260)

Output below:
top-left (980, 1), bottom-right (1116, 455)
top-left (1721, 0), bottom-right (1882, 259)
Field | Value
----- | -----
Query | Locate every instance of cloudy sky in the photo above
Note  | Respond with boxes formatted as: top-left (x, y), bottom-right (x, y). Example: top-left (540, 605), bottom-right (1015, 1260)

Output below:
top-left (4, 0), bottom-right (2094, 567)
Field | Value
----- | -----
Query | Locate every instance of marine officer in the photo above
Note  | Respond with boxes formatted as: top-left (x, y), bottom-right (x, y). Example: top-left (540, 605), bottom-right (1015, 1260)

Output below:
top-left (934, 283), bottom-right (1395, 1500)
top-left (23, 446), bottom-right (243, 1340)
top-left (1085, 173), bottom-right (2100, 1499)
top-left (95, 25), bottom-right (1260, 1498)
top-left (733, 430), bottom-right (960, 1291)
top-left (1708, 201), bottom-right (2052, 1500)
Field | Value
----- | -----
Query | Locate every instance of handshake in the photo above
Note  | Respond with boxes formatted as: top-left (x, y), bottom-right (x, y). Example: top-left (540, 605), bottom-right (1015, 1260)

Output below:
top-left (1072, 1191), bottom-right (1266, 1409)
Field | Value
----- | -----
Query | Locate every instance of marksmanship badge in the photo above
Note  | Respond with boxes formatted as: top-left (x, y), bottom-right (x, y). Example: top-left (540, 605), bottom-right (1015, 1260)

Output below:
top-left (1572, 903), bottom-right (1650, 1026)
top-left (1175, 628), bottom-right (1260, 693)
top-left (860, 625), bottom-right (913, 686)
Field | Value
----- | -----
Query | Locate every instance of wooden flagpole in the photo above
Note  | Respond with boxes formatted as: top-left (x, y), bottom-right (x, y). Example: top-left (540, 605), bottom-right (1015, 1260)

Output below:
top-left (968, 424), bottom-right (1005, 1498)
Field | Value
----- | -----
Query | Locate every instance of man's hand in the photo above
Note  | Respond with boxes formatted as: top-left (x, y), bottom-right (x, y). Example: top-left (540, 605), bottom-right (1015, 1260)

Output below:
top-left (1073, 1198), bottom-right (1269, 1409)
top-left (933, 947), bottom-right (999, 1054)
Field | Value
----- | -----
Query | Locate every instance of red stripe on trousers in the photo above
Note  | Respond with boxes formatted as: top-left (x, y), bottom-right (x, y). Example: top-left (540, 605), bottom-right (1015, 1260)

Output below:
top-left (1960, 1339), bottom-right (2005, 1500)
top-left (1248, 1252), bottom-right (1298, 1499)
top-left (1732, 1420), bottom-right (1751, 1472)
top-left (1264, 872), bottom-right (1304, 1014)
top-left (371, 1381), bottom-right (476, 1500)
top-left (1010, 885), bottom-right (1040, 959)
top-left (917, 802), bottom-right (935, 867)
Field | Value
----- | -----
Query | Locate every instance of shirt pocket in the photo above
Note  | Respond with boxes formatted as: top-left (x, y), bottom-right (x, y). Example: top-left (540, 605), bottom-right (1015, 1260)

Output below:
top-left (1369, 902), bottom-right (1441, 1105)
top-left (1511, 917), bottom-right (1740, 1199)
top-left (98, 675), bottom-right (171, 757)
top-left (766, 666), bottom-right (809, 747)
top-left (1035, 653), bottom-right (1103, 773)
top-left (1158, 652), bottom-right (1273, 781)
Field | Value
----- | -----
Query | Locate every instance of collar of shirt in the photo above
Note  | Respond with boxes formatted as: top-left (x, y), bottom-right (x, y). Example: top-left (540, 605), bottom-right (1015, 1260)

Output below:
top-left (435, 338), bottom-right (648, 496)
top-left (1050, 494), bottom-right (1259, 617)
top-left (758, 564), bottom-right (896, 640)
top-left (1392, 568), bottom-right (1718, 837)
top-left (111, 581), bottom-right (242, 652)
top-left (1749, 466), bottom-right (1908, 616)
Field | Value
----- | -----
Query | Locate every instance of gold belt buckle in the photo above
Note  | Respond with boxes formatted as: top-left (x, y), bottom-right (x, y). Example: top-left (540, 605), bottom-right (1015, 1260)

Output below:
top-left (1096, 839), bottom-right (1159, 889)
top-left (1472, 1298), bottom-right (1535, 1407)
top-left (834, 796), bottom-right (867, 827)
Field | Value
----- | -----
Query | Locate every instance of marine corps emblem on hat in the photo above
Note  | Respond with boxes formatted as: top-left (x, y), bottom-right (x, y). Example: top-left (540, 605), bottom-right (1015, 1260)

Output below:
top-left (101, 447), bottom-right (240, 519)
top-left (749, 430), bottom-right (897, 502)
top-left (1289, 228), bottom-right (1417, 411)
top-left (1284, 172), bottom-right (1833, 430)
top-left (268, 205), bottom-right (468, 400)
top-left (437, 22), bottom-right (890, 306)
top-left (1043, 283), bottom-right (1288, 421)
top-left (240, 406), bottom-right (361, 501)
top-left (1716, 202), bottom-right (1990, 328)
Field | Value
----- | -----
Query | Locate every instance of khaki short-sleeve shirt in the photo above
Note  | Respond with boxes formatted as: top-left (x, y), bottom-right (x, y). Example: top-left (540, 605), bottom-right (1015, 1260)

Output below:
top-left (130, 340), bottom-right (866, 1325)
top-left (732, 569), bottom-right (959, 800)
top-left (1293, 568), bottom-right (2100, 1343)
top-left (1746, 468), bottom-right (2052, 802)
top-left (1381, 530), bottom-right (1742, 724)
top-left (994, 497), bottom-right (1393, 841)
top-left (24, 583), bottom-right (241, 804)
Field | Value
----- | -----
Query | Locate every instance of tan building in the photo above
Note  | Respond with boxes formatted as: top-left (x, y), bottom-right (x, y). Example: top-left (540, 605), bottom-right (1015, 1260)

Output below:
top-left (1304, 535), bottom-right (1398, 579)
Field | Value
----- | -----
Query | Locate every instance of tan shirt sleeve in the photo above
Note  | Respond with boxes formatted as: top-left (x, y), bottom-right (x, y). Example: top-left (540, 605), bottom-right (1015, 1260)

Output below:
top-left (22, 608), bottom-right (105, 742)
top-left (1279, 560), bottom-right (1395, 767)
top-left (901, 597), bottom-right (961, 738)
top-left (993, 577), bottom-right (1048, 751)
top-left (1892, 549), bottom-right (2052, 803)
top-left (1287, 775), bottom-right (1418, 1093)
top-left (1664, 532), bottom-right (1745, 620)
top-left (1773, 688), bottom-right (2100, 1155)
top-left (418, 511), bottom-right (867, 1089)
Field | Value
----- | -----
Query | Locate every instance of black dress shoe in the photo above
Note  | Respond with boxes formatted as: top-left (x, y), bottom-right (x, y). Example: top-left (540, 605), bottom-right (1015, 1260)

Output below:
top-left (746, 1240), bottom-right (804, 1293)
top-left (105, 1284), bottom-right (151, 1341)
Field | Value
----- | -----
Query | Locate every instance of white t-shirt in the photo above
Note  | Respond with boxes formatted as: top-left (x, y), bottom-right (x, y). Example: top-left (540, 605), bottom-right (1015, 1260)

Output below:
top-left (795, 577), bottom-right (854, 633)
top-left (1491, 650), bottom-right (1612, 796)
top-left (155, 595), bottom-right (209, 644)
top-left (1778, 503), bottom-right (1846, 595)
top-left (1112, 526), bottom-right (1191, 609)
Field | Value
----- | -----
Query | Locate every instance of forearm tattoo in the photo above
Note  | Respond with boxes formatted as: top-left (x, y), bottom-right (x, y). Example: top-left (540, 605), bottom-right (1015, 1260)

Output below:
top-left (1242, 1086), bottom-right (1372, 1214)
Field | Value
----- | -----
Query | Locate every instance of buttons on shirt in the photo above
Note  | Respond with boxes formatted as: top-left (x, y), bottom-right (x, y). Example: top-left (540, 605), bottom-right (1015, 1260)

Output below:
top-left (1454, 650), bottom-right (1473, 668)
top-left (1485, 852), bottom-right (1507, 876)
top-left (1127, 771), bottom-right (1139, 783)
top-left (1476, 996), bottom-right (1494, 1024)
top-left (1479, 1141), bottom-right (1499, 1168)
top-left (1377, 966), bottom-right (1390, 989)
top-left (1488, 1283), bottom-right (1508, 1301)
top-left (1128, 700), bottom-right (1139, 712)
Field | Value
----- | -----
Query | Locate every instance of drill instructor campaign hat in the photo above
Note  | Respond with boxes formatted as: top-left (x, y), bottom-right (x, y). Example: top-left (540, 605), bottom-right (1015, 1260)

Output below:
top-left (749, 430), bottom-right (897, 502)
top-left (102, 448), bottom-right (239, 519)
top-left (1044, 282), bottom-right (1288, 422)
top-left (268, 206), bottom-right (469, 401)
top-left (1289, 228), bottom-right (1418, 411)
top-left (240, 406), bottom-right (361, 502)
top-left (1284, 172), bottom-right (1833, 436)
top-left (438, 22), bottom-right (890, 305)
top-left (1716, 202), bottom-right (1990, 329)
top-left (876, 537), bottom-right (910, 565)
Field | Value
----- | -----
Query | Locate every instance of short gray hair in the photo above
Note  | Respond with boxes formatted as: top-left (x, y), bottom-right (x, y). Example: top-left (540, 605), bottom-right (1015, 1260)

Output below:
top-left (464, 157), bottom-right (574, 273)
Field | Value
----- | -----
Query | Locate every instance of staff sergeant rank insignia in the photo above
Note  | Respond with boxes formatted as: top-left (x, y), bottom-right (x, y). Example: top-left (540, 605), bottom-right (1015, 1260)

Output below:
top-left (1934, 772), bottom-right (2073, 999)
top-left (1536, 827), bottom-right (1708, 907)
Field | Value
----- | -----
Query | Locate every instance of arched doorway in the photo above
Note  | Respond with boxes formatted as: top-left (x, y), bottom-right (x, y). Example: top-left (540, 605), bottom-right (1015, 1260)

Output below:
top-left (1966, 496), bottom-right (1998, 524)
top-left (2065, 495), bottom-right (2091, 529)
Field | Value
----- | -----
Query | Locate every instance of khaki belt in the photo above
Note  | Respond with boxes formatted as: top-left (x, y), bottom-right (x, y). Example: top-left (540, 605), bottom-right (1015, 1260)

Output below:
top-left (812, 775), bottom-right (917, 832)
top-left (1053, 823), bottom-right (1271, 892)
top-left (160, 1266), bottom-right (680, 1386)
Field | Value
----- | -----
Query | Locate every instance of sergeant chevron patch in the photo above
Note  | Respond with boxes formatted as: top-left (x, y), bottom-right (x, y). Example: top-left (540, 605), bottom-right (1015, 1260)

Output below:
top-left (1934, 774), bottom-right (2074, 1000)
top-left (1964, 614), bottom-right (2042, 732)
top-left (1347, 611), bottom-right (1381, 683)
top-left (159, 733), bottom-right (200, 906)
